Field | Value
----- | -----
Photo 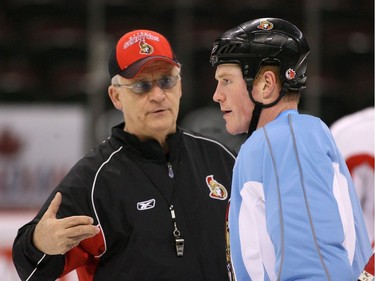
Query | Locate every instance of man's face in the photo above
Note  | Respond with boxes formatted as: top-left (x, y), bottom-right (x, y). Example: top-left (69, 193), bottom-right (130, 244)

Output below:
top-left (109, 61), bottom-right (182, 141)
top-left (213, 64), bottom-right (253, 135)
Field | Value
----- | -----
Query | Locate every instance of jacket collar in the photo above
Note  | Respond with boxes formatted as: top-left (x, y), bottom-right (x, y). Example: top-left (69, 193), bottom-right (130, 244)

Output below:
top-left (111, 122), bottom-right (182, 163)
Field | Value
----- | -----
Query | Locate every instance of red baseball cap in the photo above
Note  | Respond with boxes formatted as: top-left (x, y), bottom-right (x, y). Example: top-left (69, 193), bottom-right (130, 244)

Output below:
top-left (108, 29), bottom-right (179, 78)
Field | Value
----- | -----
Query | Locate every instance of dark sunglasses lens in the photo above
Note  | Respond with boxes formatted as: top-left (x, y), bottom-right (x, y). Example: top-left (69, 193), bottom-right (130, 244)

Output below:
top-left (134, 81), bottom-right (153, 94)
top-left (157, 77), bottom-right (176, 89)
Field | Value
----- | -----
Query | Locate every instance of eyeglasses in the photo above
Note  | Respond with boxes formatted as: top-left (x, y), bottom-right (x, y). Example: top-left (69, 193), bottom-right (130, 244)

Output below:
top-left (114, 75), bottom-right (180, 94)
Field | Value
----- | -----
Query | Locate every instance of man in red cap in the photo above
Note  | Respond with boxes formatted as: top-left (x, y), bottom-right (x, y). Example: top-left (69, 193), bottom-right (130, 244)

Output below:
top-left (12, 30), bottom-right (236, 281)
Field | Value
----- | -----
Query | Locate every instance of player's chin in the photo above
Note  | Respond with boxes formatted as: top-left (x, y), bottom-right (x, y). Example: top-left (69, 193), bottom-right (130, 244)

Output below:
top-left (225, 124), bottom-right (238, 135)
top-left (226, 123), bottom-right (244, 136)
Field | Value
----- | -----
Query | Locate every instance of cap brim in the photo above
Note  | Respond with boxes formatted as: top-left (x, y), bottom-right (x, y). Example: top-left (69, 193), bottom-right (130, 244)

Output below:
top-left (118, 56), bottom-right (179, 79)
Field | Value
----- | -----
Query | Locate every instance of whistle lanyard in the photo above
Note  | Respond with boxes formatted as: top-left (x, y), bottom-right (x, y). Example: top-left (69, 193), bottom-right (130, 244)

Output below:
top-left (128, 153), bottom-right (184, 257)
top-left (169, 204), bottom-right (184, 256)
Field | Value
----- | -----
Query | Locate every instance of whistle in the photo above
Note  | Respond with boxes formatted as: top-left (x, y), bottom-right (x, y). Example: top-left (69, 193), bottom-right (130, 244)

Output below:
top-left (175, 238), bottom-right (184, 257)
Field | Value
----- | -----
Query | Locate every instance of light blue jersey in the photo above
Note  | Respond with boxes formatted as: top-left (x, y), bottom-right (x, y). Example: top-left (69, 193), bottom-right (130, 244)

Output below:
top-left (229, 110), bottom-right (372, 281)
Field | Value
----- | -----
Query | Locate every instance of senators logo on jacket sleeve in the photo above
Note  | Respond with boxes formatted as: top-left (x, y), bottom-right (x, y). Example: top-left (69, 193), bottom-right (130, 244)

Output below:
top-left (206, 175), bottom-right (228, 200)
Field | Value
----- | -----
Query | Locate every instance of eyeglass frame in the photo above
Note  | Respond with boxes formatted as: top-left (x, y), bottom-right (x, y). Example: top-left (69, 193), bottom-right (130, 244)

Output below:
top-left (113, 75), bottom-right (181, 95)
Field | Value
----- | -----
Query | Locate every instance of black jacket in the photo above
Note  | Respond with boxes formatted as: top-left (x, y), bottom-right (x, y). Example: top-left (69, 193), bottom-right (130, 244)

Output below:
top-left (13, 124), bottom-right (236, 281)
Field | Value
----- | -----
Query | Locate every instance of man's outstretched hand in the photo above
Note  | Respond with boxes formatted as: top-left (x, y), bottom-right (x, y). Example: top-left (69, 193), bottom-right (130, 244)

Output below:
top-left (32, 192), bottom-right (100, 255)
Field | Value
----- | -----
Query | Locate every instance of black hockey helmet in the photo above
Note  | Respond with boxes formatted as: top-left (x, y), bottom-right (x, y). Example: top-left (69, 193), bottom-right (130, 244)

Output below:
top-left (210, 18), bottom-right (310, 91)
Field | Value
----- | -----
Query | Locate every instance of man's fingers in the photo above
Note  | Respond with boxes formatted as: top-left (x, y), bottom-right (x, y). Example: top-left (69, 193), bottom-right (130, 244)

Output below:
top-left (45, 192), bottom-right (62, 219)
top-left (61, 215), bottom-right (95, 228)
top-left (33, 194), bottom-right (100, 255)
top-left (66, 225), bottom-right (100, 240)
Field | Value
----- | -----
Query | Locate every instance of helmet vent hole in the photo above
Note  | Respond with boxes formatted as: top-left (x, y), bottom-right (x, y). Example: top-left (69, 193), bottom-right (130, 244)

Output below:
top-left (220, 44), bottom-right (240, 54)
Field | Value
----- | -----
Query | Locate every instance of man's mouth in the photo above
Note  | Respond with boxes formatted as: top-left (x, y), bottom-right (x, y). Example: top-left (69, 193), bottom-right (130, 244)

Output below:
top-left (150, 108), bottom-right (168, 114)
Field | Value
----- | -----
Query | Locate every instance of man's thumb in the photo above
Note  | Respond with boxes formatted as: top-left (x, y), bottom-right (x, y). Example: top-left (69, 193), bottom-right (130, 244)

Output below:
top-left (46, 192), bottom-right (62, 218)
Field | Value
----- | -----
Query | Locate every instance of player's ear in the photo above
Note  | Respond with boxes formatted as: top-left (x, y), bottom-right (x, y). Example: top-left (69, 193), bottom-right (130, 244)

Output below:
top-left (262, 71), bottom-right (277, 100)
top-left (108, 86), bottom-right (122, 110)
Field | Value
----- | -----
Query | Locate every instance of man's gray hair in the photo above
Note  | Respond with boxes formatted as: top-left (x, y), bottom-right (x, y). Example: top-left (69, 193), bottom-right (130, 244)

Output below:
top-left (111, 75), bottom-right (120, 85)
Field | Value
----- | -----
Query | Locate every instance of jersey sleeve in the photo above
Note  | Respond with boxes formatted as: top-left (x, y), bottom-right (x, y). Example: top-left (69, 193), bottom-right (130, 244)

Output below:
top-left (12, 210), bottom-right (65, 280)
top-left (12, 155), bottom-right (102, 281)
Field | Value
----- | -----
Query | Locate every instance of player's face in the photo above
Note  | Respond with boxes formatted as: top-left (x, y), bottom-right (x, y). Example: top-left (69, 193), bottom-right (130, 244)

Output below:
top-left (109, 61), bottom-right (182, 141)
top-left (213, 64), bottom-right (253, 135)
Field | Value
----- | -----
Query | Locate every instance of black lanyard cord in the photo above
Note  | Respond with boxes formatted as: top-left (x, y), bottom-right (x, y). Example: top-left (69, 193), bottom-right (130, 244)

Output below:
top-left (126, 150), bottom-right (185, 256)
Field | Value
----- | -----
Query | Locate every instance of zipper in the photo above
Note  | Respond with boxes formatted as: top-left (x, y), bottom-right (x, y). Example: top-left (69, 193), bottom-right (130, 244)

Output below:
top-left (167, 162), bottom-right (174, 178)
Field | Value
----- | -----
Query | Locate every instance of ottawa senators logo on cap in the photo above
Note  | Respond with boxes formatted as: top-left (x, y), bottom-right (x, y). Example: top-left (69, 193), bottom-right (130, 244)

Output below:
top-left (139, 40), bottom-right (154, 55)
top-left (206, 175), bottom-right (228, 200)
top-left (257, 19), bottom-right (274, 30)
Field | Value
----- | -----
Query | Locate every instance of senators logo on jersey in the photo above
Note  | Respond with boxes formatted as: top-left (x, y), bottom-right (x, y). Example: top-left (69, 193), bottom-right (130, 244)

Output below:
top-left (206, 175), bottom-right (228, 200)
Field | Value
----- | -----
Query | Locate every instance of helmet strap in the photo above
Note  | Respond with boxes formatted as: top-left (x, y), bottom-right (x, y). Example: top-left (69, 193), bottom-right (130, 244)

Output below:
top-left (262, 84), bottom-right (288, 108)
top-left (245, 79), bottom-right (263, 138)
top-left (247, 102), bottom-right (262, 138)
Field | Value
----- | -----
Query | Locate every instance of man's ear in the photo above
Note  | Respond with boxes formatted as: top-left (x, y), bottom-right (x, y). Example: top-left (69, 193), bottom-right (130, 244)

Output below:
top-left (108, 86), bottom-right (122, 110)
top-left (262, 71), bottom-right (277, 100)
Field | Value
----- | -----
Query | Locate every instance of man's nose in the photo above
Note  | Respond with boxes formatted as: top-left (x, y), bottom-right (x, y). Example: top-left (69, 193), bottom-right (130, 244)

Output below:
top-left (213, 86), bottom-right (223, 103)
top-left (148, 85), bottom-right (166, 101)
